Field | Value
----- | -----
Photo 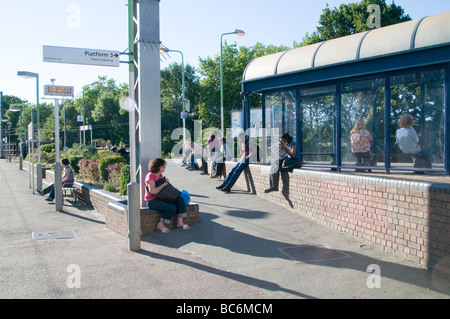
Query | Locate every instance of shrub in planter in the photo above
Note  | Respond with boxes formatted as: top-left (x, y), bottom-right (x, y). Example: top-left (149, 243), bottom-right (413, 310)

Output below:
top-left (99, 155), bottom-right (126, 182)
top-left (79, 158), bottom-right (100, 184)
top-left (103, 162), bottom-right (125, 192)
top-left (119, 165), bottom-right (130, 196)
top-left (69, 155), bottom-right (84, 174)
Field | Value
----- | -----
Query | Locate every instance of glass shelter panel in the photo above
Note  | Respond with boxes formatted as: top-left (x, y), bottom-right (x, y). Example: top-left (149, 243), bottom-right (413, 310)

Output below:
top-left (300, 85), bottom-right (336, 167)
top-left (341, 78), bottom-right (385, 170)
top-left (390, 69), bottom-right (445, 171)
top-left (265, 91), bottom-right (296, 160)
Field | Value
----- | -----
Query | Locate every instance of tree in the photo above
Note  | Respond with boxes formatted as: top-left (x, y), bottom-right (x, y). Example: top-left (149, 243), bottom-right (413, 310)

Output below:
top-left (197, 42), bottom-right (288, 130)
top-left (299, 0), bottom-right (411, 46)
top-left (160, 62), bottom-right (201, 155)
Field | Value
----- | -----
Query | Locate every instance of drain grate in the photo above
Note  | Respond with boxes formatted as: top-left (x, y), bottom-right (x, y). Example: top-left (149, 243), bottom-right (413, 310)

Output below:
top-left (32, 230), bottom-right (76, 240)
top-left (279, 245), bottom-right (350, 262)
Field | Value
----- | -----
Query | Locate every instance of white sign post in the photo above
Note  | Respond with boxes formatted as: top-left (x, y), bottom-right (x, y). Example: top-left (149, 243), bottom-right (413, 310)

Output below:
top-left (43, 45), bottom-right (120, 67)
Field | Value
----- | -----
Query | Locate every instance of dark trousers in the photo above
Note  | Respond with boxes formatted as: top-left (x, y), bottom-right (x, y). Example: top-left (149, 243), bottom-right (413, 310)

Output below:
top-left (42, 182), bottom-right (73, 200)
top-left (147, 197), bottom-right (187, 224)
top-left (221, 161), bottom-right (248, 189)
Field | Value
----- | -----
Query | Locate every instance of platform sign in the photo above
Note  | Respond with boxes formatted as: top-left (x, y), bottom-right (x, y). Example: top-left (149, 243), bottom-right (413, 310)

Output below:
top-left (180, 112), bottom-right (188, 119)
top-left (43, 45), bottom-right (120, 67)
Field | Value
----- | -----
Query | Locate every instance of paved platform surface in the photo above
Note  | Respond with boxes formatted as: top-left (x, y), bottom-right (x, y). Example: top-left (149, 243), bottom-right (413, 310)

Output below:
top-left (0, 159), bottom-right (449, 299)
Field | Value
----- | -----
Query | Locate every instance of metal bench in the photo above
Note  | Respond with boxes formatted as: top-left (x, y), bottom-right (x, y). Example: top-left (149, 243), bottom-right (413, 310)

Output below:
top-left (62, 186), bottom-right (78, 205)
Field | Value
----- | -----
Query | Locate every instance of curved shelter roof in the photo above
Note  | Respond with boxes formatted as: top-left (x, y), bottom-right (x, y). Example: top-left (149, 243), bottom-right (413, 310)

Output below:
top-left (242, 11), bottom-right (450, 91)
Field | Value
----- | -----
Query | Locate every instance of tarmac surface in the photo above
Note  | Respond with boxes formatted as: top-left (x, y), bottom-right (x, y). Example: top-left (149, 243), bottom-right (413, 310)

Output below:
top-left (0, 158), bottom-right (449, 300)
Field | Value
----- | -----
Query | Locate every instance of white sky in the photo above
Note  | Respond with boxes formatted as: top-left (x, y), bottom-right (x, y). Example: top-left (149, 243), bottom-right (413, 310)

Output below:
top-left (0, 0), bottom-right (448, 104)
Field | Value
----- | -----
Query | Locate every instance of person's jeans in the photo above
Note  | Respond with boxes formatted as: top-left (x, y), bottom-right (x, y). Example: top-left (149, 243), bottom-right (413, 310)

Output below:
top-left (221, 161), bottom-right (248, 189)
top-left (42, 184), bottom-right (55, 200)
top-left (147, 197), bottom-right (187, 224)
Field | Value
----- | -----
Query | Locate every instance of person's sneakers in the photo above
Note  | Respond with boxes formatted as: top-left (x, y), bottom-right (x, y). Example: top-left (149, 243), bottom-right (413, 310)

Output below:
top-left (45, 197), bottom-right (53, 201)
top-left (264, 187), bottom-right (278, 193)
top-left (221, 187), bottom-right (231, 192)
top-left (216, 185), bottom-right (225, 190)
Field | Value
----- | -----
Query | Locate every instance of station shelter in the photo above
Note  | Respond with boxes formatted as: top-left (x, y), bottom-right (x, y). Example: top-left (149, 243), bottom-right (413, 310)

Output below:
top-left (240, 11), bottom-right (450, 175)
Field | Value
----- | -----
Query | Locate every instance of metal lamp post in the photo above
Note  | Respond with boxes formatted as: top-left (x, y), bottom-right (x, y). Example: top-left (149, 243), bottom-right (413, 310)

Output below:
top-left (82, 81), bottom-right (98, 146)
top-left (17, 71), bottom-right (42, 190)
top-left (9, 107), bottom-right (23, 169)
top-left (159, 46), bottom-right (186, 144)
top-left (220, 29), bottom-right (245, 135)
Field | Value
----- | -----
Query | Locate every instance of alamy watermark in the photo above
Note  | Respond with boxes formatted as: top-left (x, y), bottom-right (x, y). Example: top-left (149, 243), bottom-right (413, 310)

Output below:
top-left (67, 4), bottom-right (81, 29)
top-left (66, 264), bottom-right (81, 288)
top-left (367, 4), bottom-right (381, 29)
top-left (366, 264), bottom-right (381, 289)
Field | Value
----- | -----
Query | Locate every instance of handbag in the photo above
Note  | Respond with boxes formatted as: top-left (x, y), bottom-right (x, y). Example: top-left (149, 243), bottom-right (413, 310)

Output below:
top-left (146, 177), bottom-right (181, 203)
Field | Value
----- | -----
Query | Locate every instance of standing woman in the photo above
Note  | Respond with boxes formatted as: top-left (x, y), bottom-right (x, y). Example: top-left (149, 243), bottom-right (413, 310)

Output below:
top-left (145, 158), bottom-right (190, 233)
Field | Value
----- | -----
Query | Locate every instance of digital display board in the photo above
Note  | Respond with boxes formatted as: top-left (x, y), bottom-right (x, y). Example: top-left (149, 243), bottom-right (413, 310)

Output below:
top-left (44, 85), bottom-right (74, 97)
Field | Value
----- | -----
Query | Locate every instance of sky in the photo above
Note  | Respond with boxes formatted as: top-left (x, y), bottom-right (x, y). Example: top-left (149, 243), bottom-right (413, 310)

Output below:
top-left (0, 0), bottom-right (448, 105)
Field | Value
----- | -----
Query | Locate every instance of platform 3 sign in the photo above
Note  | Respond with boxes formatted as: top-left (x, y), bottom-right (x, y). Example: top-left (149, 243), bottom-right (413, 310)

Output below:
top-left (43, 45), bottom-right (120, 67)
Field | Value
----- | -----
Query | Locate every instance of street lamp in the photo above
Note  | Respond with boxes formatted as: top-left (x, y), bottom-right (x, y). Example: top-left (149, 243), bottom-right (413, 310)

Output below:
top-left (220, 29), bottom-right (245, 135)
top-left (9, 106), bottom-right (23, 170)
top-left (17, 71), bottom-right (42, 191)
top-left (159, 46), bottom-right (187, 144)
top-left (82, 81), bottom-right (98, 145)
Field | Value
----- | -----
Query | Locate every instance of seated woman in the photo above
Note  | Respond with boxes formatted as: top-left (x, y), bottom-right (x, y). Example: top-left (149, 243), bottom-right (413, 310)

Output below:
top-left (264, 132), bottom-right (301, 193)
top-left (145, 158), bottom-right (190, 233)
top-left (395, 114), bottom-right (432, 169)
top-left (350, 118), bottom-right (373, 168)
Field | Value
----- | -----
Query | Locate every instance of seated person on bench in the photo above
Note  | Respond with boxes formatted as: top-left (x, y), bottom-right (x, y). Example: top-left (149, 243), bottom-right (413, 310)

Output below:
top-left (350, 118), bottom-right (373, 166)
top-left (37, 158), bottom-right (75, 202)
top-left (395, 114), bottom-right (432, 169)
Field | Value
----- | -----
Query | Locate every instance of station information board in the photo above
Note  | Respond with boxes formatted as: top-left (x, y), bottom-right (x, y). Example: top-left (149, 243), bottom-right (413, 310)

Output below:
top-left (44, 85), bottom-right (74, 97)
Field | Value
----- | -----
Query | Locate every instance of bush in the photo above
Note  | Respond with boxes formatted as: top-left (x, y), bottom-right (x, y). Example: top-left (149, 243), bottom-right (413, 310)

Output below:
top-left (103, 162), bottom-right (125, 192)
top-left (99, 155), bottom-right (126, 182)
top-left (78, 158), bottom-right (100, 184)
top-left (41, 143), bottom-right (55, 153)
top-left (69, 155), bottom-right (84, 174)
top-left (119, 165), bottom-right (130, 196)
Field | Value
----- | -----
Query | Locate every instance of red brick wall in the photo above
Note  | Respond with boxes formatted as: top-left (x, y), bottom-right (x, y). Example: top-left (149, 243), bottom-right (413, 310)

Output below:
top-left (228, 162), bottom-right (449, 274)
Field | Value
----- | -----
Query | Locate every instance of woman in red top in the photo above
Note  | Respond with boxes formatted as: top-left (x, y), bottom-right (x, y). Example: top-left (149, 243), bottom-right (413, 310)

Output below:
top-left (145, 158), bottom-right (189, 233)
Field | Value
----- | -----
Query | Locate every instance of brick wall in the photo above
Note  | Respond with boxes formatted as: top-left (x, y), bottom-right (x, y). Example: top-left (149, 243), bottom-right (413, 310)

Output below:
top-left (227, 162), bottom-right (450, 274)
top-left (42, 167), bottom-right (199, 238)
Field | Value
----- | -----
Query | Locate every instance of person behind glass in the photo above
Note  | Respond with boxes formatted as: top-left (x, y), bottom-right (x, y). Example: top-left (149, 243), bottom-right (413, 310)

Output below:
top-left (145, 158), bottom-right (190, 233)
top-left (37, 158), bottom-right (74, 201)
top-left (203, 132), bottom-right (220, 177)
top-left (212, 137), bottom-right (233, 178)
top-left (350, 118), bottom-right (373, 165)
top-left (395, 114), bottom-right (432, 169)
top-left (264, 132), bottom-right (300, 193)
top-left (216, 132), bottom-right (255, 192)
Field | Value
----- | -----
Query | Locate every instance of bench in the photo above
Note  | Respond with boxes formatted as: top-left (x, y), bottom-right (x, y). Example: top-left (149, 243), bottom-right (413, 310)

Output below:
top-left (62, 186), bottom-right (78, 205)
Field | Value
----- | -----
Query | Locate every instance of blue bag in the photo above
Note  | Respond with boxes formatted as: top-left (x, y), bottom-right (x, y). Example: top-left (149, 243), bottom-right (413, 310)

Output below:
top-left (180, 190), bottom-right (190, 206)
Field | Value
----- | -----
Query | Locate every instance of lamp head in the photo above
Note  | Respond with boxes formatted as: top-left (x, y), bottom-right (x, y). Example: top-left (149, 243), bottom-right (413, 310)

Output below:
top-left (159, 47), bottom-right (170, 54)
top-left (234, 29), bottom-right (245, 36)
top-left (17, 71), bottom-right (39, 79)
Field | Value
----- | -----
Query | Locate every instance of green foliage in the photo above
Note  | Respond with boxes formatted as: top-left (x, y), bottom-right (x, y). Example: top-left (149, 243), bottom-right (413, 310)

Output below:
top-left (119, 165), bottom-right (130, 196)
top-left (78, 158), bottom-right (100, 184)
top-left (98, 155), bottom-right (126, 182)
top-left (299, 0), bottom-right (411, 46)
top-left (103, 162), bottom-right (125, 192)
top-left (41, 143), bottom-right (55, 153)
top-left (68, 156), bottom-right (84, 174)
